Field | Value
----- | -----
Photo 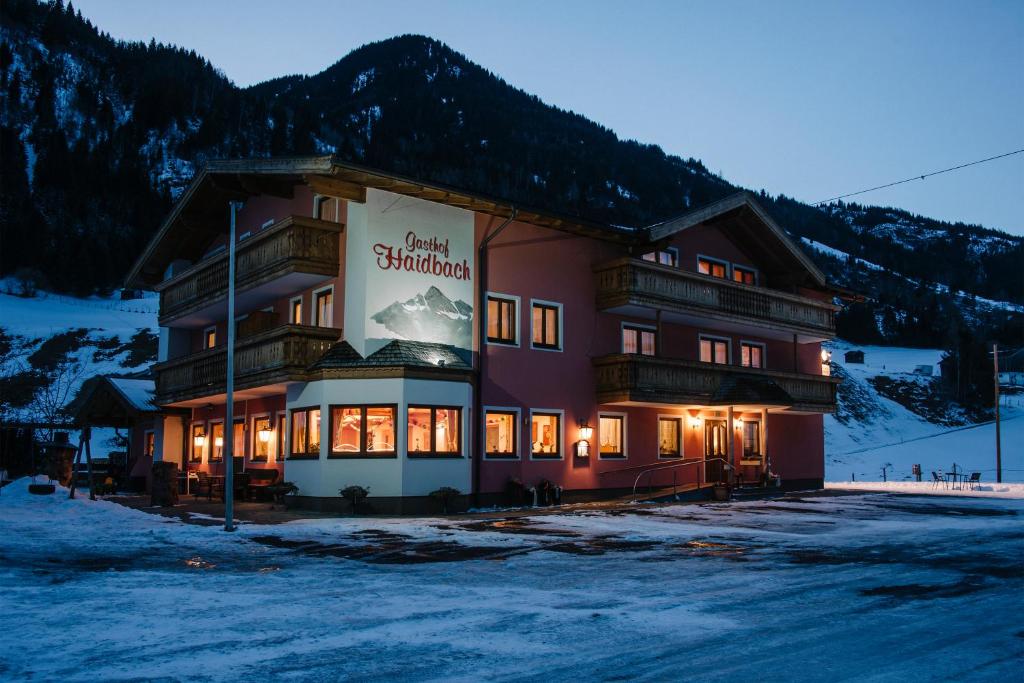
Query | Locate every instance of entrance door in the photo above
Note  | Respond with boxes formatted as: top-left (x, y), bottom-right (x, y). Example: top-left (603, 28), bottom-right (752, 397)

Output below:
top-left (704, 420), bottom-right (728, 483)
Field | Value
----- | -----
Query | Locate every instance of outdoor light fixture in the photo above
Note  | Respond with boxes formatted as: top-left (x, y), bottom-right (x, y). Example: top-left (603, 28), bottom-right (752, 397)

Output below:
top-left (821, 349), bottom-right (832, 376)
top-left (257, 426), bottom-right (273, 443)
top-left (577, 420), bottom-right (593, 441)
top-left (690, 417), bottom-right (701, 430)
top-left (575, 420), bottom-right (592, 457)
top-left (193, 432), bottom-right (207, 448)
top-left (733, 418), bottom-right (744, 430)
top-left (214, 435), bottom-right (224, 448)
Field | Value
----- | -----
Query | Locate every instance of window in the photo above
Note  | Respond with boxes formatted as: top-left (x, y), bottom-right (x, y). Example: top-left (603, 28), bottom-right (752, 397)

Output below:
top-left (329, 405), bottom-right (397, 457)
top-left (741, 342), bottom-right (765, 368)
top-left (260, 218), bottom-right (275, 229)
top-left (697, 256), bottom-right (729, 279)
top-left (203, 327), bottom-right (216, 349)
top-left (190, 423), bottom-right (205, 463)
top-left (276, 413), bottom-right (287, 461)
top-left (598, 414), bottom-right (625, 459)
top-left (314, 287), bottom-right (333, 327)
top-left (233, 419), bottom-right (245, 459)
top-left (407, 406), bottom-right (462, 457)
top-left (238, 231), bottom-right (252, 241)
top-left (290, 297), bottom-right (303, 325)
top-left (530, 411), bottom-right (562, 459)
top-left (290, 407), bottom-right (321, 457)
top-left (642, 248), bottom-right (679, 267)
top-left (700, 336), bottom-right (730, 365)
top-left (623, 325), bottom-right (656, 356)
top-left (658, 417), bottom-right (682, 458)
top-left (144, 431), bottom-right (155, 458)
top-left (733, 265), bottom-right (757, 286)
top-left (486, 294), bottom-right (517, 345)
top-left (743, 421), bottom-right (761, 458)
top-left (252, 416), bottom-right (272, 461)
top-left (210, 421), bottom-right (224, 462)
top-left (484, 409), bottom-right (518, 459)
top-left (531, 301), bottom-right (561, 350)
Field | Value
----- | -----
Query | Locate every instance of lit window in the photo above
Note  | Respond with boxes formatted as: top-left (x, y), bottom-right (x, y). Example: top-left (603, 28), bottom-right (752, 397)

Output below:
top-left (144, 431), bottom-right (155, 458)
top-left (276, 413), bottom-right (286, 460)
top-left (659, 417), bottom-right (682, 458)
top-left (642, 249), bottom-right (678, 267)
top-left (733, 266), bottom-right (757, 286)
top-left (204, 327), bottom-right (216, 349)
top-left (485, 410), bottom-right (518, 458)
top-left (700, 337), bottom-right (730, 364)
top-left (697, 257), bottom-right (728, 279)
top-left (743, 421), bottom-right (761, 458)
top-left (531, 302), bottom-right (561, 350)
top-left (741, 342), bottom-right (765, 368)
top-left (232, 419), bottom-right (244, 459)
top-left (252, 416), bottom-right (271, 461)
top-left (487, 295), bottom-right (517, 344)
top-left (290, 297), bottom-right (303, 325)
top-left (290, 407), bottom-right (320, 456)
top-left (599, 415), bottom-right (625, 458)
top-left (210, 422), bottom-right (224, 462)
top-left (314, 289), bottom-right (333, 327)
top-left (190, 423), bottom-right (205, 463)
top-left (623, 325), bottom-right (656, 355)
top-left (530, 412), bottom-right (561, 459)
top-left (329, 405), bottom-right (396, 456)
top-left (407, 406), bottom-right (461, 456)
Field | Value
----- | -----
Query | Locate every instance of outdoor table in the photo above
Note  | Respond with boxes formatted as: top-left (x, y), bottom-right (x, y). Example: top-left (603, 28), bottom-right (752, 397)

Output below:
top-left (945, 472), bottom-right (963, 490)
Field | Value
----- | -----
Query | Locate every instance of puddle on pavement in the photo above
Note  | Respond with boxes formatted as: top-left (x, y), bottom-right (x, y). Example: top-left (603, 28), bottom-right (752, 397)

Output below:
top-left (456, 518), bottom-right (582, 536)
top-left (184, 556), bottom-right (217, 570)
top-left (675, 539), bottom-right (751, 557)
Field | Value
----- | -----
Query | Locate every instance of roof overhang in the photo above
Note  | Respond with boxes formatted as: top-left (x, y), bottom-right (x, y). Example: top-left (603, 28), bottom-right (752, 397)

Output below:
top-left (645, 192), bottom-right (829, 290)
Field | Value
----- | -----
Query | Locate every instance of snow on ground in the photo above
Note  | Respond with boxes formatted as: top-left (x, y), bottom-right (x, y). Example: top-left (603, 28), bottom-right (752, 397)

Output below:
top-left (824, 340), bottom-right (1024, 483)
top-left (826, 481), bottom-right (1024, 498)
top-left (1, 480), bottom-right (1022, 681)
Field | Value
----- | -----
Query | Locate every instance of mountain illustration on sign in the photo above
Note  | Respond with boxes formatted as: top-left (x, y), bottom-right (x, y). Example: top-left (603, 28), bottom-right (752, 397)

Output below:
top-left (371, 286), bottom-right (473, 348)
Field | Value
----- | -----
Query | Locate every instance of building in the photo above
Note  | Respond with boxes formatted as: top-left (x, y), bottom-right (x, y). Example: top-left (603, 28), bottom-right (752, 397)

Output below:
top-left (126, 156), bottom-right (840, 512)
top-left (844, 350), bottom-right (864, 364)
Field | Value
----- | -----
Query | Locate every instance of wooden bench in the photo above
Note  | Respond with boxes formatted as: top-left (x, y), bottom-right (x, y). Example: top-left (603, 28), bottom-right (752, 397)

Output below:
top-left (246, 468), bottom-right (280, 500)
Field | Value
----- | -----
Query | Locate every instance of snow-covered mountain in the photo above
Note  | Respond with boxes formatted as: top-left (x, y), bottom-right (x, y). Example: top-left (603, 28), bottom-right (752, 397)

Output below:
top-left (370, 285), bottom-right (472, 349)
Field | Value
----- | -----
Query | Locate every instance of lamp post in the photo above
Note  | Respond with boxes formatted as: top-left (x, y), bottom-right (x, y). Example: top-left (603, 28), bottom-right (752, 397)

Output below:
top-left (224, 200), bottom-right (243, 532)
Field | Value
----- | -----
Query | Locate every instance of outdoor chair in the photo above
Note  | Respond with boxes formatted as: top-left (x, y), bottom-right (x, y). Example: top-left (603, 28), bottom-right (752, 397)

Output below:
top-left (194, 472), bottom-right (215, 501)
top-left (965, 472), bottom-right (981, 490)
top-left (931, 472), bottom-right (946, 489)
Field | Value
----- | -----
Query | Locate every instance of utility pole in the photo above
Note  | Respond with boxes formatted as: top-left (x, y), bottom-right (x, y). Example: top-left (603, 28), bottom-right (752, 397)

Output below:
top-left (993, 343), bottom-right (1001, 483)
top-left (224, 201), bottom-right (243, 532)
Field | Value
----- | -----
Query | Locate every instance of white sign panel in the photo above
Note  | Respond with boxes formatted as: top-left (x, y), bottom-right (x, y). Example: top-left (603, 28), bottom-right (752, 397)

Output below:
top-left (362, 189), bottom-right (475, 353)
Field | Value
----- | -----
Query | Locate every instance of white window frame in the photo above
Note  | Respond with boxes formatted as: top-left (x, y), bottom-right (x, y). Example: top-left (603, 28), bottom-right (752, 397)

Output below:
top-left (249, 412), bottom-right (273, 463)
top-left (656, 414), bottom-right (685, 460)
top-left (739, 340), bottom-right (767, 369)
top-left (529, 298), bottom-right (563, 352)
top-left (485, 291), bottom-right (520, 348)
top-left (696, 254), bottom-right (731, 278)
top-left (482, 406), bottom-right (521, 460)
top-left (289, 296), bottom-right (304, 325)
top-left (528, 408), bottom-right (564, 461)
top-left (732, 264), bottom-right (759, 286)
top-left (208, 418), bottom-right (225, 463)
top-left (203, 326), bottom-right (217, 350)
top-left (189, 421), bottom-right (207, 464)
top-left (274, 410), bottom-right (287, 463)
top-left (312, 285), bottom-right (334, 328)
top-left (597, 411), bottom-right (628, 460)
top-left (621, 322), bottom-right (657, 355)
top-left (642, 246), bottom-right (680, 268)
top-left (699, 334), bottom-right (732, 365)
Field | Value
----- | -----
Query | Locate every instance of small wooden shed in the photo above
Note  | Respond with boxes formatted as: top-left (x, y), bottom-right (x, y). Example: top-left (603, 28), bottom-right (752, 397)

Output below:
top-left (844, 350), bottom-right (865, 364)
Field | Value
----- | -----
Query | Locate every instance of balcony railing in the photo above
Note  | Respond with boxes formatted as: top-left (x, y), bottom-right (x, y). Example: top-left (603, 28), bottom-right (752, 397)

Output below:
top-left (157, 216), bottom-right (342, 325)
top-left (154, 325), bottom-right (341, 405)
top-left (593, 354), bottom-right (839, 412)
top-left (594, 258), bottom-right (837, 337)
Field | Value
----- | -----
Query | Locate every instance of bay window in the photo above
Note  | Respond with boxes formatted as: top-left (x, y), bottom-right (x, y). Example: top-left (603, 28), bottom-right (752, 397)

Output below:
top-left (290, 407), bottom-right (321, 457)
top-left (408, 406), bottom-right (461, 457)
top-left (329, 405), bottom-right (397, 457)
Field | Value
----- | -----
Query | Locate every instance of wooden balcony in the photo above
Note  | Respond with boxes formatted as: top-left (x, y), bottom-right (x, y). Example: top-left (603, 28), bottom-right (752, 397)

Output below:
top-left (156, 216), bottom-right (342, 326)
top-left (594, 258), bottom-right (837, 340)
top-left (154, 325), bottom-right (341, 405)
top-left (593, 354), bottom-right (839, 413)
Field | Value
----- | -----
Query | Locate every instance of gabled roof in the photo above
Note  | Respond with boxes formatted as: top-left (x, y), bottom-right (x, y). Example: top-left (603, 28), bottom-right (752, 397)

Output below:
top-left (69, 374), bottom-right (162, 427)
top-left (646, 192), bottom-right (828, 288)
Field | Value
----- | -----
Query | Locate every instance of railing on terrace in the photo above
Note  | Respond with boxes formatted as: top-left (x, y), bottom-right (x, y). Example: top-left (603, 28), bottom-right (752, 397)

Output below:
top-left (157, 216), bottom-right (342, 324)
top-left (154, 324), bottom-right (340, 404)
top-left (593, 353), bottom-right (839, 412)
top-left (594, 258), bottom-right (837, 336)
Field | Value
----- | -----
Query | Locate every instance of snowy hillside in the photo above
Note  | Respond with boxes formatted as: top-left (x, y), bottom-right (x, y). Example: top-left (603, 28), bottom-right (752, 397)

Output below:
top-left (0, 285), bottom-right (158, 424)
top-left (824, 340), bottom-right (1022, 483)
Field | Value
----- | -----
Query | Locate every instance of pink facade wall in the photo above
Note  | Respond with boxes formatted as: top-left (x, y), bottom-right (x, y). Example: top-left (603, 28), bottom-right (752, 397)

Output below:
top-left (186, 395), bottom-right (286, 476)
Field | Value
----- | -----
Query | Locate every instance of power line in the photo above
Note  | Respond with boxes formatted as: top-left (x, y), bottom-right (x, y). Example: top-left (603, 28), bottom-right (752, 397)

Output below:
top-left (813, 148), bottom-right (1024, 206)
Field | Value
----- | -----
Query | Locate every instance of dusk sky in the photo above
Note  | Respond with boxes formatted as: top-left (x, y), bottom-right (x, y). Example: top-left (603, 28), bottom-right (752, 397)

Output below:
top-left (73, 0), bottom-right (1023, 235)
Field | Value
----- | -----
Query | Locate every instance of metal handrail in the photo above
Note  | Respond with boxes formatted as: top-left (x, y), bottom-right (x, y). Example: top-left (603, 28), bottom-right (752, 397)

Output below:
top-left (626, 458), bottom-right (734, 501)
